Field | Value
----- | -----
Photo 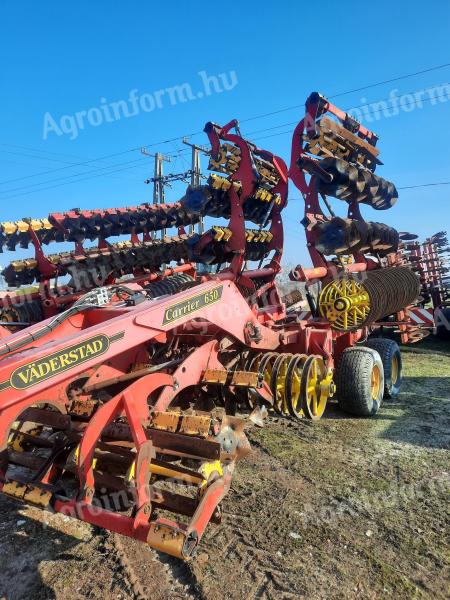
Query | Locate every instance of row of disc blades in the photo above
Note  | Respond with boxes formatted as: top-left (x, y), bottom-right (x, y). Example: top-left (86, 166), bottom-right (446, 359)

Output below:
top-left (315, 157), bottom-right (398, 210)
top-left (57, 205), bottom-right (199, 244)
top-left (183, 184), bottom-right (276, 226)
top-left (144, 273), bottom-right (196, 299)
top-left (190, 237), bottom-right (271, 265)
top-left (313, 217), bottom-right (399, 257)
top-left (0, 204), bottom-right (200, 251)
top-left (2, 228), bottom-right (273, 287)
top-left (2, 235), bottom-right (194, 288)
top-left (0, 179), bottom-right (277, 253)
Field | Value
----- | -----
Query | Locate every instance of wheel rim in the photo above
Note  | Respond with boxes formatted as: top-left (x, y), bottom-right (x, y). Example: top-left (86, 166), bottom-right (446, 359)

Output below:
top-left (270, 354), bottom-right (292, 415)
top-left (319, 278), bottom-right (370, 331)
top-left (391, 354), bottom-right (399, 385)
top-left (257, 353), bottom-right (278, 411)
top-left (259, 353), bottom-right (277, 388)
top-left (301, 356), bottom-right (328, 420)
top-left (306, 359), bottom-right (320, 417)
top-left (286, 354), bottom-right (307, 419)
top-left (371, 364), bottom-right (381, 400)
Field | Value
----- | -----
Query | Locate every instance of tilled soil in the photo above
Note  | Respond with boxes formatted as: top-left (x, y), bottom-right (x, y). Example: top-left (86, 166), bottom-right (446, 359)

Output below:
top-left (0, 351), bottom-right (449, 600)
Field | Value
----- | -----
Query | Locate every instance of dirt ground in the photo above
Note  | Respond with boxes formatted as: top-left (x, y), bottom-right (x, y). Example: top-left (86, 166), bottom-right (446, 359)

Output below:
top-left (0, 342), bottom-right (449, 600)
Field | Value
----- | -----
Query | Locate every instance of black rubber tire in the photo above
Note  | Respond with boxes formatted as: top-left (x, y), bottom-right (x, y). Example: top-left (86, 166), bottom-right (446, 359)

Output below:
top-left (364, 338), bottom-right (402, 399)
top-left (335, 347), bottom-right (384, 417)
top-left (436, 308), bottom-right (450, 341)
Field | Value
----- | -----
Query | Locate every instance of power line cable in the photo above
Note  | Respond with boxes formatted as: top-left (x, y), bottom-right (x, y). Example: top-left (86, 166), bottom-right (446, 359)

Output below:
top-left (0, 144), bottom-right (189, 186)
top-left (0, 142), bottom-right (105, 160)
top-left (1, 62), bottom-right (447, 187)
top-left (0, 157), bottom-right (149, 195)
top-left (0, 161), bottom-right (155, 201)
top-left (0, 146), bottom-right (150, 184)
top-left (249, 91), bottom-right (449, 143)
top-left (239, 63), bottom-right (450, 123)
top-left (398, 181), bottom-right (450, 190)
top-left (287, 181), bottom-right (450, 203)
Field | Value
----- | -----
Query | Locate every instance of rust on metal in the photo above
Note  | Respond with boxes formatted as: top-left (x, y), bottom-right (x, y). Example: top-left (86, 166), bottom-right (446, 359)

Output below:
top-left (69, 398), bottom-right (98, 417)
top-left (202, 368), bottom-right (228, 384)
top-left (146, 522), bottom-right (186, 559)
top-left (230, 370), bottom-right (259, 387)
top-left (179, 415), bottom-right (211, 437)
top-left (148, 411), bottom-right (180, 432)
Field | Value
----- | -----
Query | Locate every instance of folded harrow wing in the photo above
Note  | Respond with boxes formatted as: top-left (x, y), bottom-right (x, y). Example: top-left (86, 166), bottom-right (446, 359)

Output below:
top-left (285, 92), bottom-right (420, 411)
top-left (289, 92), bottom-right (419, 326)
top-left (0, 123), bottom-right (286, 334)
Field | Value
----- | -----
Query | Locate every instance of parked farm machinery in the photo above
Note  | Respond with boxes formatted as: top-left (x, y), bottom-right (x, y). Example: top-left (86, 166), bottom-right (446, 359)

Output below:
top-left (288, 91), bottom-right (420, 403)
top-left (394, 231), bottom-right (450, 340)
top-left (0, 93), bottom-right (420, 558)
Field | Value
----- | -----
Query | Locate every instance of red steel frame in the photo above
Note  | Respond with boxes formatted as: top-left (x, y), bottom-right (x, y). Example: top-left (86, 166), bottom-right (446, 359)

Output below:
top-left (0, 98), bottom-right (415, 555)
top-left (289, 91), bottom-right (380, 279)
top-left (0, 123), bottom-right (296, 557)
top-left (0, 276), bottom-right (338, 556)
top-left (287, 91), bottom-right (427, 347)
top-left (204, 119), bottom-right (288, 278)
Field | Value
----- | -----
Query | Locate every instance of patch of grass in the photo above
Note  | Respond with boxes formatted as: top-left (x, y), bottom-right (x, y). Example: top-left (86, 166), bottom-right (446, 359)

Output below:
top-left (362, 549), bottom-right (423, 598)
top-left (402, 352), bottom-right (450, 379)
top-left (401, 335), bottom-right (450, 356)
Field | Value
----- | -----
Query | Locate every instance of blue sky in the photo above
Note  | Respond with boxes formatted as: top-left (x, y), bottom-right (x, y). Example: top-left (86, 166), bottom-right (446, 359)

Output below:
top-left (0, 0), bottom-right (449, 269)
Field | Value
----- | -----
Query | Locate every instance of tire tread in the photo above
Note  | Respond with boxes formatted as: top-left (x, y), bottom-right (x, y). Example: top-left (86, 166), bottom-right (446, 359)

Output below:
top-left (336, 347), bottom-right (383, 416)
